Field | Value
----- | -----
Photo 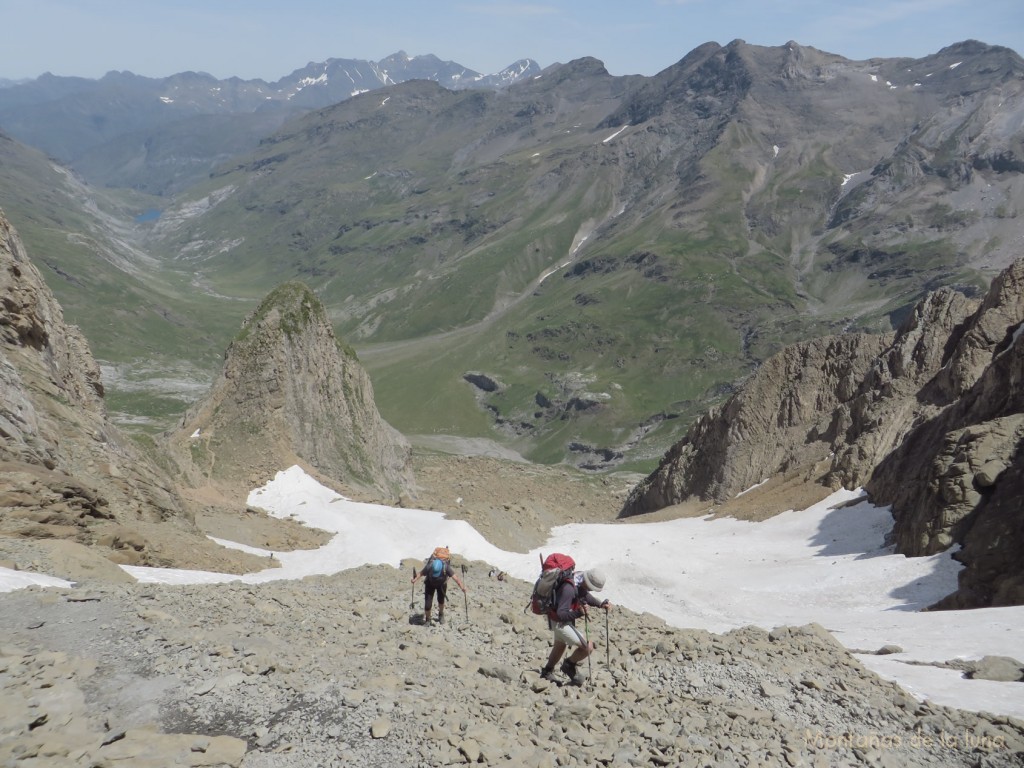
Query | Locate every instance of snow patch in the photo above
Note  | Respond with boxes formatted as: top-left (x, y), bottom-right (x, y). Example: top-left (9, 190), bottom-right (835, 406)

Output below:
top-left (736, 479), bottom-right (769, 497)
top-left (208, 536), bottom-right (274, 557)
top-left (995, 323), bottom-right (1024, 361)
top-left (0, 567), bottom-right (73, 592)
top-left (602, 126), bottom-right (627, 144)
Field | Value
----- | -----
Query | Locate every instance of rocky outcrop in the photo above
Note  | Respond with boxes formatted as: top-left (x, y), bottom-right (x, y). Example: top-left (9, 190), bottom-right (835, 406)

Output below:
top-left (620, 332), bottom-right (894, 511)
top-left (928, 451), bottom-right (1024, 609)
top-left (0, 210), bottom-right (232, 573)
top-left (867, 260), bottom-right (1024, 607)
top-left (622, 258), bottom-right (1024, 608)
top-left (1, 214), bottom-right (105, 462)
top-left (168, 281), bottom-right (412, 499)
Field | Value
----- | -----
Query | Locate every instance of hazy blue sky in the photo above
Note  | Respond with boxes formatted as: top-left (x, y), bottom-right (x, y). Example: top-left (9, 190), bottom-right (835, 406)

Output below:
top-left (4, 0), bottom-right (1021, 81)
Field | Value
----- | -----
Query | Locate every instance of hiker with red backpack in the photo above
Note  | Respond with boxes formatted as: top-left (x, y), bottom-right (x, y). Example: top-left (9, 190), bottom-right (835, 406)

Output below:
top-left (531, 554), bottom-right (611, 685)
top-left (411, 546), bottom-right (466, 625)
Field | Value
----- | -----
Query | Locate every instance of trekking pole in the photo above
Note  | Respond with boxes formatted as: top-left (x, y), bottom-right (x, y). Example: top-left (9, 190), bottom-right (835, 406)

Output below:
top-left (584, 611), bottom-right (592, 685)
top-left (410, 566), bottom-right (415, 609)
top-left (605, 608), bottom-right (610, 672)
top-left (461, 564), bottom-right (469, 624)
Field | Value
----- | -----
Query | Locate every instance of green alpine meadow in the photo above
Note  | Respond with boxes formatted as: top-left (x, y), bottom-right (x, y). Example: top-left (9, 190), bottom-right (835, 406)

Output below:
top-left (1, 40), bottom-right (1021, 469)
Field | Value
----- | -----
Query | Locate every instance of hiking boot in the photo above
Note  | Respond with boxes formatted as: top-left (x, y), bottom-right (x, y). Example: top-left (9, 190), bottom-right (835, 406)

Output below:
top-left (539, 666), bottom-right (556, 681)
top-left (560, 659), bottom-right (582, 684)
top-left (438, 613), bottom-right (445, 625)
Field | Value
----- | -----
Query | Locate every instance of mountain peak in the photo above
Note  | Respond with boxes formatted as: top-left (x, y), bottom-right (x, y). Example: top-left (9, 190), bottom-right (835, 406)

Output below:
top-left (239, 281), bottom-right (330, 344)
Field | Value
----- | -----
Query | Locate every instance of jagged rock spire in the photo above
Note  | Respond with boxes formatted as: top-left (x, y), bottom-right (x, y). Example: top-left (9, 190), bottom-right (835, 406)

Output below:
top-left (170, 281), bottom-right (412, 498)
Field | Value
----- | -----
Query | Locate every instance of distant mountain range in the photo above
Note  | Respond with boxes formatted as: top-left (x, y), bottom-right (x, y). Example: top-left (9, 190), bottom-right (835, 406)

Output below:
top-left (0, 39), bottom-right (1022, 472)
top-left (0, 52), bottom-right (541, 194)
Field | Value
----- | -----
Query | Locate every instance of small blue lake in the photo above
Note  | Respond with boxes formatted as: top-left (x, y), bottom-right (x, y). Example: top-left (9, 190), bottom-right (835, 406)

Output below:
top-left (134, 209), bottom-right (162, 223)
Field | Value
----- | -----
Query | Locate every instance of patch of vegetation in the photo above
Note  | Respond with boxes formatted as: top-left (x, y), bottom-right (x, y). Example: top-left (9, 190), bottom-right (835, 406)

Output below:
top-left (106, 391), bottom-right (193, 433)
top-left (236, 281), bottom-right (326, 344)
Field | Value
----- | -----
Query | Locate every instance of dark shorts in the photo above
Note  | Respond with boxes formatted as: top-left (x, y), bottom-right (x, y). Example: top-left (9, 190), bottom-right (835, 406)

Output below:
top-left (424, 578), bottom-right (447, 607)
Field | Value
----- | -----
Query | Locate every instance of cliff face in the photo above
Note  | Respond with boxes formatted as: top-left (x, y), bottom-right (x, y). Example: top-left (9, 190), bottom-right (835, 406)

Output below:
top-left (867, 261), bottom-right (1024, 607)
top-left (619, 332), bottom-right (893, 511)
top-left (0, 211), bottom-right (198, 568)
top-left (167, 282), bottom-right (412, 499)
top-left (622, 258), bottom-right (1024, 608)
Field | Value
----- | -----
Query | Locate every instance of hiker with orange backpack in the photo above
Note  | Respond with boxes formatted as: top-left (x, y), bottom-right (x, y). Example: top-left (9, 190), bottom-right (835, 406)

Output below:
top-left (411, 546), bottom-right (466, 625)
top-left (533, 554), bottom-right (611, 684)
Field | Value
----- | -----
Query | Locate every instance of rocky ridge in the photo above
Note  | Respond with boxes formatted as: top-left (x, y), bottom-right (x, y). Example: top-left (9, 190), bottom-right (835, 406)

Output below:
top-left (0, 55), bottom-right (542, 195)
top-left (622, 258), bottom-right (1024, 608)
top-left (1, 565), bottom-right (1022, 768)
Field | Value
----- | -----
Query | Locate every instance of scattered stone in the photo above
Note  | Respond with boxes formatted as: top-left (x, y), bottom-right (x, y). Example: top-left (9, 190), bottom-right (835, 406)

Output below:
top-left (760, 682), bottom-right (789, 697)
top-left (877, 645), bottom-right (904, 655)
top-left (0, 564), bottom-right (1021, 768)
top-left (967, 656), bottom-right (1024, 682)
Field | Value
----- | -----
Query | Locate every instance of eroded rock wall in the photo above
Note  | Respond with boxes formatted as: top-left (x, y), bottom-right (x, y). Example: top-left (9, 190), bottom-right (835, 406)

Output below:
top-left (0, 210), bottom-right (200, 570)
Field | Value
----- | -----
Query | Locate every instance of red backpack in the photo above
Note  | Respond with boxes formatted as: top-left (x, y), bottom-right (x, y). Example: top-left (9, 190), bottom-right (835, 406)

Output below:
top-left (527, 553), bottom-right (575, 616)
